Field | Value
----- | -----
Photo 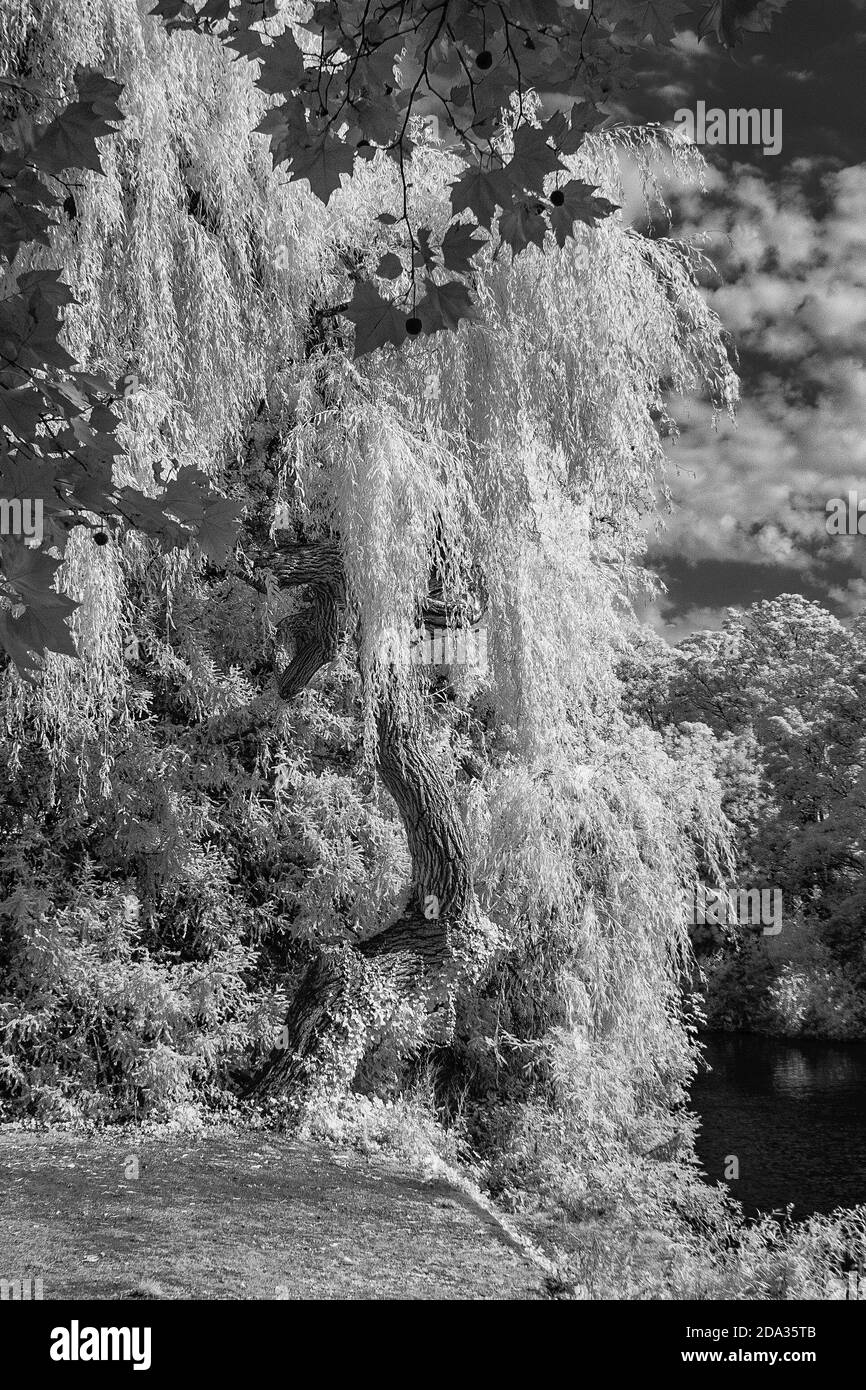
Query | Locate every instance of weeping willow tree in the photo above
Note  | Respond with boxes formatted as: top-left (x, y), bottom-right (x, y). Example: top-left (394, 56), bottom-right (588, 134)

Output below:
top-left (0, 0), bottom-right (737, 1130)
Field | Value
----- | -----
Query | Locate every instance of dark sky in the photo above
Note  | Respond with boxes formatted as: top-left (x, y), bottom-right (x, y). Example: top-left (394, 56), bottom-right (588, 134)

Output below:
top-left (618, 0), bottom-right (866, 640)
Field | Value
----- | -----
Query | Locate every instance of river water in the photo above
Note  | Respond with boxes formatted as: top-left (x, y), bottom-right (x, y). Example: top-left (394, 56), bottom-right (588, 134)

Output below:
top-left (691, 1033), bottom-right (866, 1217)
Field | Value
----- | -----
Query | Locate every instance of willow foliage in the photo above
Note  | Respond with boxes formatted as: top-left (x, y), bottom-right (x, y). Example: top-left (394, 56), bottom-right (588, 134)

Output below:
top-left (1, 0), bottom-right (736, 1136)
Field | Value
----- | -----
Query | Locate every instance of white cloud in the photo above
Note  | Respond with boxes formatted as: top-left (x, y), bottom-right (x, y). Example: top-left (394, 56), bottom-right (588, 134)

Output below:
top-left (670, 30), bottom-right (715, 60)
top-left (828, 578), bottom-right (866, 615)
top-left (637, 596), bottom-right (731, 646)
top-left (648, 160), bottom-right (866, 595)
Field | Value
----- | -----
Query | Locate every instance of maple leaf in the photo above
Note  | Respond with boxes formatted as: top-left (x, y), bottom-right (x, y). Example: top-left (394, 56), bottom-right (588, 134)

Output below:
top-left (504, 0), bottom-right (564, 24)
top-left (255, 97), bottom-right (308, 167)
top-left (255, 30), bottom-right (305, 94)
top-left (498, 203), bottom-right (548, 259)
top-left (8, 296), bottom-right (77, 373)
top-left (149, 0), bottom-right (196, 24)
top-left (412, 228), bottom-right (438, 272)
top-left (31, 73), bottom-right (124, 178)
top-left (162, 475), bottom-right (205, 527)
top-left (0, 458), bottom-right (66, 509)
top-left (0, 611), bottom-right (43, 675)
top-left (6, 167), bottom-right (62, 210)
top-left (87, 402), bottom-right (121, 437)
top-left (198, 496), bottom-right (243, 563)
top-left (504, 124), bottom-right (566, 195)
top-left (441, 221), bottom-right (485, 274)
top-left (16, 269), bottom-right (76, 309)
top-left (450, 165), bottom-right (514, 230)
top-left (0, 597), bottom-right (78, 665)
top-left (40, 379), bottom-right (90, 415)
top-left (0, 546), bottom-right (69, 609)
top-left (78, 369), bottom-right (115, 396)
top-left (0, 192), bottom-right (54, 259)
top-left (414, 280), bottom-right (481, 335)
top-left (608, 0), bottom-right (692, 42)
top-left (376, 252), bottom-right (404, 280)
top-left (284, 131), bottom-right (355, 203)
top-left (68, 413), bottom-right (121, 464)
top-left (542, 107), bottom-right (602, 157)
top-left (0, 385), bottom-right (44, 438)
top-left (226, 25), bottom-right (265, 58)
top-left (116, 489), bottom-right (191, 550)
top-left (348, 93), bottom-right (403, 147)
top-left (0, 541), bottom-right (78, 669)
top-left (72, 68), bottom-right (124, 124)
top-left (342, 280), bottom-right (408, 357)
top-left (467, 65), bottom-right (516, 132)
top-left (549, 180), bottom-right (619, 247)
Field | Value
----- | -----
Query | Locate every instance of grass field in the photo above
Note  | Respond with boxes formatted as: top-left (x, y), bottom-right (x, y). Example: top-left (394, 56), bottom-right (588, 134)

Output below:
top-left (0, 1128), bottom-right (542, 1301)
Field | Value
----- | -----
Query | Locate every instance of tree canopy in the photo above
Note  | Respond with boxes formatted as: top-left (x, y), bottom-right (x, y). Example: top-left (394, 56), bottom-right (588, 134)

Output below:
top-left (0, 0), bottom-right (790, 1205)
top-left (0, 0), bottom-right (786, 664)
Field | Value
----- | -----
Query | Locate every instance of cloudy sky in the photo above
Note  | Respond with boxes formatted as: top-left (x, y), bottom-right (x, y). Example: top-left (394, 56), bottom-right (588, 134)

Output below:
top-left (622, 0), bottom-right (866, 642)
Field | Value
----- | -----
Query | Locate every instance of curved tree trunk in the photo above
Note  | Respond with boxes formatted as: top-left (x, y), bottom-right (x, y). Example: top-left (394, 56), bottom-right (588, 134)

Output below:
top-left (246, 540), bottom-right (493, 1102)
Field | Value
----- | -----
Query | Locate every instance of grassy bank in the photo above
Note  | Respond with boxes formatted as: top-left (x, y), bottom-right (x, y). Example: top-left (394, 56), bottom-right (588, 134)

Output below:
top-left (0, 1125), bottom-right (540, 1301)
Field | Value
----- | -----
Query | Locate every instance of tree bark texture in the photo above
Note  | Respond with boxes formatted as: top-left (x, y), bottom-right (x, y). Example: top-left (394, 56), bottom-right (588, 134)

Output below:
top-left (246, 540), bottom-right (493, 1102)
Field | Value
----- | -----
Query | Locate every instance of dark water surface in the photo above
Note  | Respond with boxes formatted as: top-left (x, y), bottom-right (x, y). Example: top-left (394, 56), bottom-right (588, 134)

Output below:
top-left (691, 1033), bottom-right (866, 1217)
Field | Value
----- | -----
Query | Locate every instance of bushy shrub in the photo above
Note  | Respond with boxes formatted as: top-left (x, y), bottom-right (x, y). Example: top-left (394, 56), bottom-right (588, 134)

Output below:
top-left (0, 842), bottom-right (282, 1121)
top-left (702, 933), bottom-right (866, 1039)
